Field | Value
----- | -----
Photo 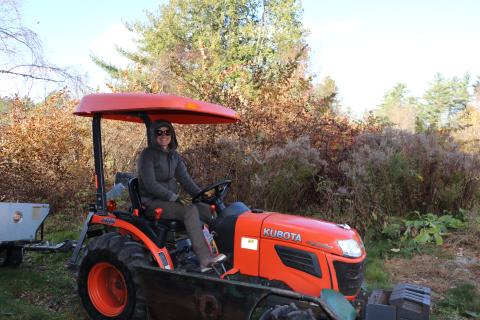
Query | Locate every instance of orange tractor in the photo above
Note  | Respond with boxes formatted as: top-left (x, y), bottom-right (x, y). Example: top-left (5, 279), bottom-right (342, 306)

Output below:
top-left (69, 93), bottom-right (430, 320)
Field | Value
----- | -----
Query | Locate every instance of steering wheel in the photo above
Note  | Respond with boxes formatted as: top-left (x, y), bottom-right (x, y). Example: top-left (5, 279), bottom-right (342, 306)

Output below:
top-left (192, 180), bottom-right (231, 206)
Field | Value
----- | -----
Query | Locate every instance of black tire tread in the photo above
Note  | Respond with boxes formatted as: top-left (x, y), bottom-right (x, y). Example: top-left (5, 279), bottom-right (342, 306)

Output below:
top-left (0, 248), bottom-right (9, 267)
top-left (78, 232), bottom-right (151, 320)
top-left (260, 303), bottom-right (316, 320)
top-left (6, 246), bottom-right (23, 267)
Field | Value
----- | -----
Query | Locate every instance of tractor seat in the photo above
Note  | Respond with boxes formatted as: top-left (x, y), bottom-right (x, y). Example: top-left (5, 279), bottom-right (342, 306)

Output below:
top-left (128, 177), bottom-right (185, 232)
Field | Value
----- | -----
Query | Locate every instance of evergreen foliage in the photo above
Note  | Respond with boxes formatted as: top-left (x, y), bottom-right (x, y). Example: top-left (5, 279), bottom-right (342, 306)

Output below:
top-left (314, 76), bottom-right (340, 113)
top-left (94, 0), bottom-right (317, 111)
top-left (375, 83), bottom-right (418, 131)
top-left (376, 74), bottom-right (473, 132)
top-left (417, 73), bottom-right (470, 131)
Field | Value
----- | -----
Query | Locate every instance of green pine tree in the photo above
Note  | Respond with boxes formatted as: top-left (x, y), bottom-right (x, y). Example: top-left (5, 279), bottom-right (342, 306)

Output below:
top-left (375, 83), bottom-right (418, 131)
top-left (416, 73), bottom-right (470, 131)
top-left (94, 0), bottom-right (310, 109)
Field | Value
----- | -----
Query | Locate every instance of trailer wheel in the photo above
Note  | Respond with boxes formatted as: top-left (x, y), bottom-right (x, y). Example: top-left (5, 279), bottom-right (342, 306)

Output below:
top-left (259, 303), bottom-right (316, 320)
top-left (0, 248), bottom-right (8, 267)
top-left (5, 246), bottom-right (24, 267)
top-left (78, 232), bottom-right (152, 320)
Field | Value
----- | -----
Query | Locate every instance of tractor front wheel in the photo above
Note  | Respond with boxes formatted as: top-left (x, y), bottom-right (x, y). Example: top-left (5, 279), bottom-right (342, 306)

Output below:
top-left (78, 232), bottom-right (152, 320)
top-left (259, 303), bottom-right (316, 320)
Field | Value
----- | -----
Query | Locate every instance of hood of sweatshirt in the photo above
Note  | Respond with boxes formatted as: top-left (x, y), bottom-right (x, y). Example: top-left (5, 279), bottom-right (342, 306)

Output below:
top-left (149, 120), bottom-right (178, 151)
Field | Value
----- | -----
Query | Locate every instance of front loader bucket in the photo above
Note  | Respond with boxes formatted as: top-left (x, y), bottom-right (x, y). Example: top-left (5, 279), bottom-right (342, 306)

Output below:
top-left (137, 266), bottom-right (352, 320)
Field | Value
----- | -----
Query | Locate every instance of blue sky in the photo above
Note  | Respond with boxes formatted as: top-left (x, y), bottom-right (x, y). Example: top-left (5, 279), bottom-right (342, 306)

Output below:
top-left (303, 0), bottom-right (480, 115)
top-left (7, 0), bottom-right (480, 116)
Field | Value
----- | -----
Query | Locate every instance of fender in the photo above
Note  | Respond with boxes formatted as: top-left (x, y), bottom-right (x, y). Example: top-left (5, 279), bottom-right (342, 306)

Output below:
top-left (91, 214), bottom-right (173, 269)
top-left (69, 212), bottom-right (173, 270)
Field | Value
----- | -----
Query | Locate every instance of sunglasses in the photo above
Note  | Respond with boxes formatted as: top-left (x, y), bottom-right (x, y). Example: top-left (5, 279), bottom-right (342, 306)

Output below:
top-left (156, 129), bottom-right (171, 136)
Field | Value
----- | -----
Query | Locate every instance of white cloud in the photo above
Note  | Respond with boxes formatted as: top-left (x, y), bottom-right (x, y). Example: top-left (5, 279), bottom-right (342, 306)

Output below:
top-left (84, 23), bottom-right (139, 90)
top-left (90, 23), bottom-right (137, 67)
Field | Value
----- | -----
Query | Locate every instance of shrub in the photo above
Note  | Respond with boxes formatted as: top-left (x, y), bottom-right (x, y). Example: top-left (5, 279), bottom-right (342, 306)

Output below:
top-left (183, 136), bottom-right (327, 212)
top-left (0, 91), bottom-right (93, 212)
top-left (180, 109), bottom-right (372, 216)
top-left (342, 128), bottom-right (480, 229)
top-left (0, 91), bottom-right (152, 212)
top-left (101, 119), bottom-right (146, 184)
top-left (250, 136), bottom-right (327, 211)
top-left (382, 213), bottom-right (464, 247)
top-left (181, 136), bottom-right (259, 203)
top-left (2, 89), bottom-right (479, 237)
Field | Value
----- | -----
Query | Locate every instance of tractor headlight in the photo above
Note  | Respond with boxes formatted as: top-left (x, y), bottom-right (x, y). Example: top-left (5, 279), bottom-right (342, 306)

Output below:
top-left (337, 239), bottom-right (362, 258)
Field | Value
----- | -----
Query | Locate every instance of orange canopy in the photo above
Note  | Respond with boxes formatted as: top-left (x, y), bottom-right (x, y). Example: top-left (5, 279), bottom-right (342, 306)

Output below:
top-left (74, 93), bottom-right (240, 124)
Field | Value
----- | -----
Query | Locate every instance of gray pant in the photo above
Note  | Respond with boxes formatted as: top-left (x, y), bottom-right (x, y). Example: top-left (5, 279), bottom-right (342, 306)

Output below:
top-left (145, 201), bottom-right (213, 263)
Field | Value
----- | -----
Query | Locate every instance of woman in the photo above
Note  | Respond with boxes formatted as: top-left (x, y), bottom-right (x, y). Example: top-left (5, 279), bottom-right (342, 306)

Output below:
top-left (137, 120), bottom-right (225, 272)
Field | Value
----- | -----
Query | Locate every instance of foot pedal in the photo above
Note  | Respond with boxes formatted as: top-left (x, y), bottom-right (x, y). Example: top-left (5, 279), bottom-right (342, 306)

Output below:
top-left (212, 263), bottom-right (226, 277)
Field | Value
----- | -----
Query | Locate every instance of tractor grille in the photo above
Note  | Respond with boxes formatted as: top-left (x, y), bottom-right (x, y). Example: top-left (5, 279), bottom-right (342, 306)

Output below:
top-left (274, 245), bottom-right (321, 278)
top-left (333, 260), bottom-right (365, 296)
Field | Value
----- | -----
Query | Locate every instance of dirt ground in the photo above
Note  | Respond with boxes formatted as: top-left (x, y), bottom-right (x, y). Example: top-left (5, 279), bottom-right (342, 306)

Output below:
top-left (385, 223), bottom-right (480, 318)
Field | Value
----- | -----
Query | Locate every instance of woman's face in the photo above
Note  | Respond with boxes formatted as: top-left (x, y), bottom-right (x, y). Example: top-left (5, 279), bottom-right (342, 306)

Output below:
top-left (156, 126), bottom-right (171, 150)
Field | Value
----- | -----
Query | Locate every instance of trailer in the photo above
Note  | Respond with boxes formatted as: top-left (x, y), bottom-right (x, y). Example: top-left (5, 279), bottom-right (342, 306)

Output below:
top-left (0, 202), bottom-right (74, 267)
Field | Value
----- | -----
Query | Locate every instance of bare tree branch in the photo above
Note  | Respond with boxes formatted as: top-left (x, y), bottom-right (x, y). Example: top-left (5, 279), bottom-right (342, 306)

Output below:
top-left (0, 28), bottom-right (35, 50)
top-left (0, 0), bottom-right (84, 89)
top-left (0, 69), bottom-right (64, 82)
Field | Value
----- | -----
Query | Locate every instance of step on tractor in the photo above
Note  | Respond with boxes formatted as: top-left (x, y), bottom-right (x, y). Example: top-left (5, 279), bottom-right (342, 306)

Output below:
top-left (70, 93), bottom-right (431, 320)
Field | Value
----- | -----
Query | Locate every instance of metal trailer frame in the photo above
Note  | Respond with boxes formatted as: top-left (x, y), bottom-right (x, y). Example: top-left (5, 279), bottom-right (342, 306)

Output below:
top-left (0, 202), bottom-right (74, 267)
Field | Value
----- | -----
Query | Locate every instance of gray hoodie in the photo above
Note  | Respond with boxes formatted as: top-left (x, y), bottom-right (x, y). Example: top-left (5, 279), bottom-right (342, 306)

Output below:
top-left (137, 120), bottom-right (201, 206)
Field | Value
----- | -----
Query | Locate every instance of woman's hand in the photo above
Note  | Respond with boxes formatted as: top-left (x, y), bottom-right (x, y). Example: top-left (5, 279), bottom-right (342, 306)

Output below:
top-left (204, 189), bottom-right (215, 198)
top-left (176, 197), bottom-right (190, 206)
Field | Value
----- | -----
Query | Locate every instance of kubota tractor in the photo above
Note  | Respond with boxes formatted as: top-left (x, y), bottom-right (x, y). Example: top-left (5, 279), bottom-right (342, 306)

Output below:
top-left (70, 93), bottom-right (430, 320)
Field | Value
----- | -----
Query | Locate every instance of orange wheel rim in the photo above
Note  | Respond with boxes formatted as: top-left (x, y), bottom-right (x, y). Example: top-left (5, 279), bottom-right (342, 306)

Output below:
top-left (87, 262), bottom-right (128, 316)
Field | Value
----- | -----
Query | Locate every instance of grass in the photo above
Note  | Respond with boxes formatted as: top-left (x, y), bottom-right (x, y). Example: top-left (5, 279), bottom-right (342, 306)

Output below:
top-left (437, 283), bottom-right (480, 319)
top-left (363, 240), bottom-right (391, 290)
top-left (363, 232), bottom-right (479, 320)
top-left (0, 253), bottom-right (81, 320)
top-left (0, 212), bottom-right (84, 320)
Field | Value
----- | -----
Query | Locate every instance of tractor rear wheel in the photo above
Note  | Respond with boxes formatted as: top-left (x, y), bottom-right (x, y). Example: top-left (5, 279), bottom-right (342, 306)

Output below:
top-left (78, 232), bottom-right (152, 320)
